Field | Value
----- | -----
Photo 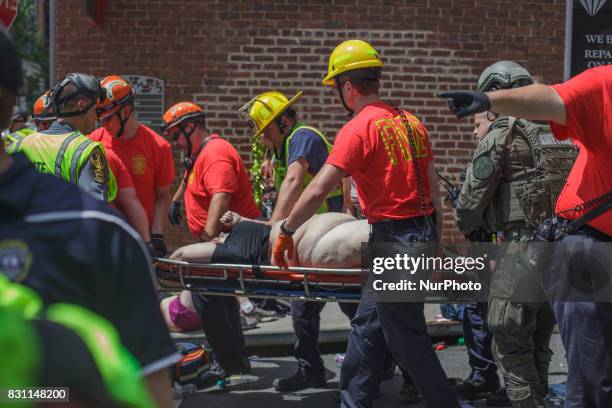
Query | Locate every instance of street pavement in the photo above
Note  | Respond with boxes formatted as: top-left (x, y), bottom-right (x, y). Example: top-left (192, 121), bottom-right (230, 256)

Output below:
top-left (174, 304), bottom-right (567, 408)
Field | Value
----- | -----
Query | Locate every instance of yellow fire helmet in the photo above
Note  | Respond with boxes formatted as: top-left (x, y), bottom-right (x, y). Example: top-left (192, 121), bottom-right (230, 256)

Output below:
top-left (239, 90), bottom-right (303, 138)
top-left (322, 39), bottom-right (384, 86)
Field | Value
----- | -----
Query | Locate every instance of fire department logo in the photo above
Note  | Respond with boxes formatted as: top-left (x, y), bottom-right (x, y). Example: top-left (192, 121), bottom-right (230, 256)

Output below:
top-left (132, 154), bottom-right (147, 175)
top-left (0, 240), bottom-right (32, 282)
top-left (579, 0), bottom-right (608, 16)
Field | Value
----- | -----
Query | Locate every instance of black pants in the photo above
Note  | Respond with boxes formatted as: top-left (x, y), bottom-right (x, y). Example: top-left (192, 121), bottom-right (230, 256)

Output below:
top-left (191, 293), bottom-right (246, 369)
top-left (340, 217), bottom-right (458, 408)
top-left (291, 300), bottom-right (357, 375)
top-left (542, 226), bottom-right (612, 408)
top-left (463, 302), bottom-right (500, 386)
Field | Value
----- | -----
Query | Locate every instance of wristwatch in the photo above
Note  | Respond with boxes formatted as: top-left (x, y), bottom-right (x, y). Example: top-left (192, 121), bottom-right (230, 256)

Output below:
top-left (280, 220), bottom-right (296, 236)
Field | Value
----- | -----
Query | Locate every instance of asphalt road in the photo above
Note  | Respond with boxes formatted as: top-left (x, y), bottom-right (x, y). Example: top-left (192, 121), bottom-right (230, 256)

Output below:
top-left (175, 333), bottom-right (567, 408)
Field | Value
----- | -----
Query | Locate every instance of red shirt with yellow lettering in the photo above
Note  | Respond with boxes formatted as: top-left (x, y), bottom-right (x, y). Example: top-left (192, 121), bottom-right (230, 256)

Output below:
top-left (90, 124), bottom-right (175, 224)
top-left (184, 135), bottom-right (261, 238)
top-left (326, 102), bottom-right (434, 223)
top-left (550, 65), bottom-right (612, 236)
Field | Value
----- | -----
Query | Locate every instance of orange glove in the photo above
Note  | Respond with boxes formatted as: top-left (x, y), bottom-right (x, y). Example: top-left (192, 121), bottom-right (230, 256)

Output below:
top-left (272, 233), bottom-right (294, 269)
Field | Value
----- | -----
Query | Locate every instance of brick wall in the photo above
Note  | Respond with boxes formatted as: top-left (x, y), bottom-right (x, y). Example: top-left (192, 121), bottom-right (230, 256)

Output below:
top-left (56, 0), bottom-right (567, 247)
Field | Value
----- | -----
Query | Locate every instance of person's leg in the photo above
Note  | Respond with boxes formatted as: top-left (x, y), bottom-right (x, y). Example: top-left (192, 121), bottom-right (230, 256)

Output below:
top-left (463, 302), bottom-right (499, 392)
top-left (191, 293), bottom-right (249, 374)
top-left (532, 304), bottom-right (555, 398)
top-left (340, 287), bottom-right (387, 408)
top-left (488, 298), bottom-right (546, 407)
top-left (274, 300), bottom-right (327, 391)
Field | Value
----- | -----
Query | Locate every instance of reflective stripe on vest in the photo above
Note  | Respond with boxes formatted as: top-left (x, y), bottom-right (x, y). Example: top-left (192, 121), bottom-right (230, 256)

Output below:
top-left (274, 123), bottom-right (343, 213)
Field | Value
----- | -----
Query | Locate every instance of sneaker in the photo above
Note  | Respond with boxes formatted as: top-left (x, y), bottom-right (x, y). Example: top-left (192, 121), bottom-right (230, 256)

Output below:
top-left (273, 369), bottom-right (326, 392)
top-left (486, 387), bottom-right (511, 407)
top-left (243, 306), bottom-right (279, 323)
top-left (240, 315), bottom-right (258, 330)
top-left (453, 379), bottom-right (499, 401)
top-left (396, 381), bottom-right (422, 404)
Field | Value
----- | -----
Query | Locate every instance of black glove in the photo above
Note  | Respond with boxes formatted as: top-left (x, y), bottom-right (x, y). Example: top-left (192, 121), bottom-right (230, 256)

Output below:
top-left (151, 234), bottom-right (168, 258)
top-left (145, 241), bottom-right (156, 258)
top-left (438, 91), bottom-right (491, 119)
top-left (168, 201), bottom-right (183, 225)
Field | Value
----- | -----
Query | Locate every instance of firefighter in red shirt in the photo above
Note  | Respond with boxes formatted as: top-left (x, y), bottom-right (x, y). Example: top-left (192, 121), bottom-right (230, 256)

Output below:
top-left (441, 65), bottom-right (612, 408)
top-left (273, 40), bottom-right (459, 407)
top-left (92, 75), bottom-right (175, 257)
top-left (161, 101), bottom-right (255, 376)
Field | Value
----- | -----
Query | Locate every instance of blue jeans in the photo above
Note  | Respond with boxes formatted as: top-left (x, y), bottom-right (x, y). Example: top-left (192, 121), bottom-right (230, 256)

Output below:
top-left (340, 216), bottom-right (459, 408)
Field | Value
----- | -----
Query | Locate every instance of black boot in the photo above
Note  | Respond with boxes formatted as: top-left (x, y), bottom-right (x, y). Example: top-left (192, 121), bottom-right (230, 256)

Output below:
top-left (273, 368), bottom-right (326, 392)
top-left (453, 378), bottom-right (499, 401)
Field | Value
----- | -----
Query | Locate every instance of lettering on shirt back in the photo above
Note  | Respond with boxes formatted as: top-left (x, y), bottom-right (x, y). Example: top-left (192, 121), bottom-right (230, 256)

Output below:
top-left (375, 115), bottom-right (428, 165)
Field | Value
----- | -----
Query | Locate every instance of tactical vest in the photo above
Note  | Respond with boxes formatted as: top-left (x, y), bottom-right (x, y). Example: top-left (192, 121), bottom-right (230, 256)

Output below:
top-left (3, 127), bottom-right (35, 149)
top-left (7, 130), bottom-right (117, 202)
top-left (0, 275), bottom-right (155, 408)
top-left (493, 118), bottom-right (577, 231)
top-left (273, 122), bottom-right (343, 213)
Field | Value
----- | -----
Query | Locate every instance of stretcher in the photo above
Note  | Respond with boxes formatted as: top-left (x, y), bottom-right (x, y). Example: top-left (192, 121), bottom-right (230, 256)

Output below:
top-left (155, 258), bottom-right (363, 302)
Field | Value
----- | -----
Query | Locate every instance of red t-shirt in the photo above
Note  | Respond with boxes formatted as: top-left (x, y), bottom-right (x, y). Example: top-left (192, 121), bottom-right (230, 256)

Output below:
top-left (102, 147), bottom-right (134, 190)
top-left (326, 101), bottom-right (434, 223)
top-left (90, 124), bottom-right (175, 224)
top-left (184, 135), bottom-right (261, 238)
top-left (550, 66), bottom-right (612, 236)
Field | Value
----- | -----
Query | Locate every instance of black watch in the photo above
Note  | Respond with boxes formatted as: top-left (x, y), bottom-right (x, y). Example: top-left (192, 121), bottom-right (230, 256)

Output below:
top-left (280, 220), bottom-right (295, 236)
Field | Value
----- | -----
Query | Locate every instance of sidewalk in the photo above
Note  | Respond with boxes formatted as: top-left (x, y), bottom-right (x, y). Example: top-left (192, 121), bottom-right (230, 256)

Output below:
top-left (171, 302), bottom-right (462, 347)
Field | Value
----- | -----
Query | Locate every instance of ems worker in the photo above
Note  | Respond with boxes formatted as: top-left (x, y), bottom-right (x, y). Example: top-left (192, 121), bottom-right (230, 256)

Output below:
top-left (0, 29), bottom-right (178, 407)
top-left (32, 90), bottom-right (56, 132)
top-left (239, 90), bottom-right (353, 391)
top-left (3, 107), bottom-right (35, 147)
top-left (6, 72), bottom-right (115, 203)
top-left (0, 274), bottom-right (156, 408)
top-left (272, 39), bottom-right (459, 407)
top-left (92, 75), bottom-right (175, 257)
top-left (441, 65), bottom-right (612, 408)
top-left (162, 101), bottom-right (257, 376)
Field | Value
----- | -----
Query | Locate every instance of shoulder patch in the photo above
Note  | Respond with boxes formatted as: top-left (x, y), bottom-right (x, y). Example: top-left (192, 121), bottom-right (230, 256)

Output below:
top-left (90, 149), bottom-right (108, 184)
top-left (0, 240), bottom-right (32, 282)
top-left (472, 156), bottom-right (494, 180)
top-left (473, 140), bottom-right (490, 157)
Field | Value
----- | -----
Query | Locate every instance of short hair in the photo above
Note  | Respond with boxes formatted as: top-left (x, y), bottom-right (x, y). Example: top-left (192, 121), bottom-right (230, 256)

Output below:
top-left (55, 83), bottom-right (93, 113)
top-left (337, 68), bottom-right (381, 96)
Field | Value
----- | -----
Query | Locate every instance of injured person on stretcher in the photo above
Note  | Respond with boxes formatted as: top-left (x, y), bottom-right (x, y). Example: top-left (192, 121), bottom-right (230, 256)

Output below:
top-left (161, 212), bottom-right (368, 332)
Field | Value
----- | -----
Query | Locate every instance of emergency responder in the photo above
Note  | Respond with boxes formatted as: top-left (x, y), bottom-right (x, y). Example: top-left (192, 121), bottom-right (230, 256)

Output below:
top-left (162, 101), bottom-right (255, 376)
top-left (6, 72), bottom-right (115, 203)
top-left (441, 65), bottom-right (612, 408)
top-left (2, 106), bottom-right (35, 147)
top-left (32, 90), bottom-right (56, 131)
top-left (0, 28), bottom-right (178, 407)
top-left (239, 90), bottom-right (357, 391)
top-left (272, 39), bottom-right (459, 407)
top-left (0, 274), bottom-right (157, 408)
top-left (92, 75), bottom-right (175, 257)
top-left (452, 111), bottom-right (510, 406)
top-left (454, 61), bottom-right (572, 407)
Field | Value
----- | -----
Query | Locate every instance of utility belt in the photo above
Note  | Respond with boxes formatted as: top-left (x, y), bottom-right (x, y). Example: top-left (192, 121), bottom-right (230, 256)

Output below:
top-left (371, 214), bottom-right (434, 235)
top-left (533, 190), bottom-right (612, 242)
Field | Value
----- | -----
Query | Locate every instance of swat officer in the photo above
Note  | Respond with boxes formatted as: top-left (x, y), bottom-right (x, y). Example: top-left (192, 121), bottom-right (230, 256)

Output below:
top-left (454, 61), bottom-right (575, 407)
top-left (7, 73), bottom-right (115, 202)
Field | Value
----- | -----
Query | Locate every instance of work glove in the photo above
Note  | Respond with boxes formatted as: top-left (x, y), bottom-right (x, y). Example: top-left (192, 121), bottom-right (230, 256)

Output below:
top-left (438, 91), bottom-right (491, 119)
top-left (151, 233), bottom-right (168, 258)
top-left (168, 201), bottom-right (183, 225)
top-left (272, 233), bottom-right (294, 269)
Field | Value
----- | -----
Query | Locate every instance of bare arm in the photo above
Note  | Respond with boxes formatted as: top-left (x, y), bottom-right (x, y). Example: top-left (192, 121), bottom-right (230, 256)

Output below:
top-left (152, 185), bottom-right (171, 235)
top-left (427, 162), bottom-right (443, 241)
top-left (201, 192), bottom-right (232, 241)
top-left (115, 187), bottom-right (151, 241)
top-left (283, 164), bottom-right (346, 232)
top-left (269, 158), bottom-right (308, 223)
top-left (144, 369), bottom-right (173, 408)
top-left (488, 83), bottom-right (566, 125)
top-left (171, 178), bottom-right (185, 202)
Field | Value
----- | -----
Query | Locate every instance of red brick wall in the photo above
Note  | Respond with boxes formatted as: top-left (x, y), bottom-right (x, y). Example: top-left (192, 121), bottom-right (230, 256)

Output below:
top-left (56, 0), bottom-right (567, 247)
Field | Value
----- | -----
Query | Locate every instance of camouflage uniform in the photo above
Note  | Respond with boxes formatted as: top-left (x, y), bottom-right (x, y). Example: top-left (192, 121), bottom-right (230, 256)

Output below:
top-left (454, 61), bottom-right (561, 408)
